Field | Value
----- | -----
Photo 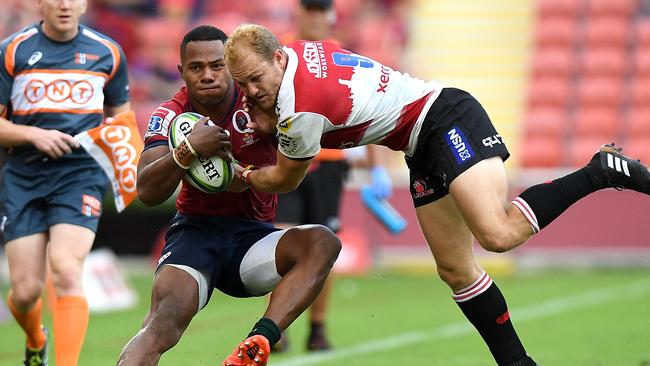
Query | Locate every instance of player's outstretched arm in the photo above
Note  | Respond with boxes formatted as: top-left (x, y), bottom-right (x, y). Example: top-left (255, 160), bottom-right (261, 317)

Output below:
top-left (240, 151), bottom-right (312, 193)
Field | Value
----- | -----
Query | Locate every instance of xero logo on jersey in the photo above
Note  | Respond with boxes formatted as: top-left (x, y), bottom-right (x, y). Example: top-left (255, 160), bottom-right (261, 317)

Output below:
top-left (303, 42), bottom-right (328, 79)
top-left (446, 126), bottom-right (474, 164)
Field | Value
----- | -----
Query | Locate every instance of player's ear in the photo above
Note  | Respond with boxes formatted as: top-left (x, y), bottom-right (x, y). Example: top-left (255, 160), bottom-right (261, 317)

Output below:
top-left (80, 0), bottom-right (88, 14)
top-left (275, 49), bottom-right (285, 67)
top-left (177, 63), bottom-right (185, 81)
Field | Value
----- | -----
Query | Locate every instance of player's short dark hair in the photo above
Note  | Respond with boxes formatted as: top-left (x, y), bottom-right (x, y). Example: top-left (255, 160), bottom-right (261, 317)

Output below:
top-left (180, 25), bottom-right (228, 58)
top-left (301, 0), bottom-right (333, 10)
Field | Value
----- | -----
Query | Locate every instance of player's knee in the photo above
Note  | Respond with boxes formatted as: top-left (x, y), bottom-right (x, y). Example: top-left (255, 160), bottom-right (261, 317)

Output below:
top-left (305, 225), bottom-right (341, 267)
top-left (50, 264), bottom-right (83, 292)
top-left (144, 306), bottom-right (188, 349)
top-left (436, 264), bottom-right (476, 289)
top-left (474, 230), bottom-right (514, 253)
top-left (10, 282), bottom-right (43, 309)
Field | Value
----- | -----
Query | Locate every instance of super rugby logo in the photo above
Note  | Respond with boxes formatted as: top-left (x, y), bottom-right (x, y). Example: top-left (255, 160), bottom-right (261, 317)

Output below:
top-left (446, 127), bottom-right (474, 164)
top-left (303, 42), bottom-right (328, 79)
top-left (100, 126), bottom-right (137, 193)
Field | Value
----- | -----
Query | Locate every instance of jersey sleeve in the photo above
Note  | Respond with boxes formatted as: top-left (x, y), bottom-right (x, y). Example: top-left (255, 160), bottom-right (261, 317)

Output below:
top-left (276, 112), bottom-right (325, 159)
top-left (143, 105), bottom-right (178, 150)
top-left (0, 37), bottom-right (14, 107)
top-left (103, 43), bottom-right (130, 107)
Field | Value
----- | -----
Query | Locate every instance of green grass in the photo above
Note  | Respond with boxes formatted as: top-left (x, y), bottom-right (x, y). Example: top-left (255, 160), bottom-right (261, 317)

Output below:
top-left (1, 268), bottom-right (649, 365)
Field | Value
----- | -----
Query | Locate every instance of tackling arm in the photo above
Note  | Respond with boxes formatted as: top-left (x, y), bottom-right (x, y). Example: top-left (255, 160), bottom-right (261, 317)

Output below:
top-left (243, 151), bottom-right (313, 193)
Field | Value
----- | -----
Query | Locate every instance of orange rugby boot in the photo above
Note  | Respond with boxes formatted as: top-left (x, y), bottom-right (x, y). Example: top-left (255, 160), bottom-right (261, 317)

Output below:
top-left (222, 335), bottom-right (270, 366)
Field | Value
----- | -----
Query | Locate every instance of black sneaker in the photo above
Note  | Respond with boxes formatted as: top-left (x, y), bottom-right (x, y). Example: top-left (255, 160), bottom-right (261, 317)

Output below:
top-left (24, 327), bottom-right (48, 366)
top-left (589, 143), bottom-right (650, 194)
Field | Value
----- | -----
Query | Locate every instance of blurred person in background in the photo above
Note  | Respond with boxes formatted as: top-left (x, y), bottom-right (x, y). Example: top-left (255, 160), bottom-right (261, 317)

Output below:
top-left (116, 25), bottom-right (341, 366)
top-left (271, 0), bottom-right (393, 353)
top-left (0, 0), bottom-right (131, 365)
top-left (224, 24), bottom-right (650, 366)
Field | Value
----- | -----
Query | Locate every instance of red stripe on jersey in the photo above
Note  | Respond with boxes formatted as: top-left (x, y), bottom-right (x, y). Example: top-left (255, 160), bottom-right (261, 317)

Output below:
top-left (380, 92), bottom-right (433, 151)
top-left (320, 120), bottom-right (372, 149)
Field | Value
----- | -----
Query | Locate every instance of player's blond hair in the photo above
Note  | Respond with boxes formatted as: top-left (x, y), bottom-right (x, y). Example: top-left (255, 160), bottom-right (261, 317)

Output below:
top-left (225, 24), bottom-right (282, 66)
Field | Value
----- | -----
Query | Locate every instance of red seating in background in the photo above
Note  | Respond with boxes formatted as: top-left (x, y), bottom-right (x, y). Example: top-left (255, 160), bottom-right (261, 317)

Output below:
top-left (533, 47), bottom-right (575, 78)
top-left (536, 17), bottom-right (578, 48)
top-left (583, 17), bottom-right (630, 48)
top-left (569, 137), bottom-right (610, 166)
top-left (524, 107), bottom-right (567, 139)
top-left (521, 136), bottom-right (564, 167)
top-left (626, 108), bottom-right (650, 137)
top-left (580, 48), bottom-right (627, 78)
top-left (573, 107), bottom-right (620, 139)
top-left (586, 0), bottom-right (637, 19)
top-left (529, 77), bottom-right (573, 109)
top-left (628, 78), bottom-right (650, 107)
top-left (625, 137), bottom-right (650, 163)
top-left (635, 19), bottom-right (650, 48)
top-left (576, 77), bottom-right (624, 108)
top-left (537, 0), bottom-right (583, 18)
top-left (632, 49), bottom-right (650, 77)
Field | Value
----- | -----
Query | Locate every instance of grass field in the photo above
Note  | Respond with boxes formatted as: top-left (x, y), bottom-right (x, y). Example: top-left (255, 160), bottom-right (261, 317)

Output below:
top-left (1, 268), bottom-right (649, 365)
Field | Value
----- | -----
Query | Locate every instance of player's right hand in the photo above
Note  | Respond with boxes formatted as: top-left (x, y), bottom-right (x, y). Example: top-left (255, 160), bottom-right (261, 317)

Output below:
top-left (186, 116), bottom-right (233, 162)
top-left (30, 127), bottom-right (79, 159)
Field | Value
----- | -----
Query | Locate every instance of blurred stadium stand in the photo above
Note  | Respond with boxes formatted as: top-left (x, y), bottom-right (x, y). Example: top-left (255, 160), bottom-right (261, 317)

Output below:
top-left (525, 0), bottom-right (650, 167)
top-left (1, 0), bottom-right (649, 270)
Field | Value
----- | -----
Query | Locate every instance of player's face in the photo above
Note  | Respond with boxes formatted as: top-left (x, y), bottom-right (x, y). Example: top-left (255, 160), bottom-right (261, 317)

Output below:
top-left (39, 0), bottom-right (87, 41)
top-left (228, 47), bottom-right (285, 113)
top-left (179, 40), bottom-right (232, 107)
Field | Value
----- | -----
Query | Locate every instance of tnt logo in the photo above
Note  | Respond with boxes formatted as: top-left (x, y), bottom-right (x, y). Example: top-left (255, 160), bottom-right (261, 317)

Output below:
top-left (100, 126), bottom-right (137, 193)
top-left (24, 79), bottom-right (94, 104)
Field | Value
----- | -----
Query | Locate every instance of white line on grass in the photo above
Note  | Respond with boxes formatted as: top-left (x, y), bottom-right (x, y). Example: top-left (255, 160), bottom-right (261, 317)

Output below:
top-left (273, 279), bottom-right (650, 366)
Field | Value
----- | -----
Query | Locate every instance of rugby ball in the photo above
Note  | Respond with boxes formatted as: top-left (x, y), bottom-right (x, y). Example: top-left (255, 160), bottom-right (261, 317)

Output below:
top-left (168, 112), bottom-right (233, 193)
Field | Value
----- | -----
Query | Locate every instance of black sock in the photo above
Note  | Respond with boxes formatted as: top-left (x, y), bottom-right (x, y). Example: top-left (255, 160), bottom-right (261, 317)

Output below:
top-left (248, 318), bottom-right (281, 346)
top-left (454, 274), bottom-right (527, 366)
top-left (514, 166), bottom-right (604, 232)
top-left (309, 321), bottom-right (324, 335)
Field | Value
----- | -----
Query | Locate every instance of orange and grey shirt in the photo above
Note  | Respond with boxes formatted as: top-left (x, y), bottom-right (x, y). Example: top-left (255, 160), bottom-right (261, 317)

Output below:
top-left (0, 22), bottom-right (130, 163)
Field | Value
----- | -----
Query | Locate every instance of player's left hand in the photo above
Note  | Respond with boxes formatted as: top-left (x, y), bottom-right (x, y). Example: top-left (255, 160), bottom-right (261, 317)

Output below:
top-left (370, 166), bottom-right (392, 199)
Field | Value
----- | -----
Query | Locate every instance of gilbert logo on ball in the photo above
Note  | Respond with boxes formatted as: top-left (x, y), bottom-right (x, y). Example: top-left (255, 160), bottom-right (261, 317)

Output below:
top-left (168, 112), bottom-right (233, 193)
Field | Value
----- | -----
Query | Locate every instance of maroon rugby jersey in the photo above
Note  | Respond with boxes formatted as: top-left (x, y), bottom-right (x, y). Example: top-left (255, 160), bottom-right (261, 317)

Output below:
top-left (143, 85), bottom-right (277, 221)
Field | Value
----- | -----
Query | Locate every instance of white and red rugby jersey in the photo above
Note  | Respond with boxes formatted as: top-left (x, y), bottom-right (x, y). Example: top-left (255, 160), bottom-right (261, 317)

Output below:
top-left (275, 41), bottom-right (443, 159)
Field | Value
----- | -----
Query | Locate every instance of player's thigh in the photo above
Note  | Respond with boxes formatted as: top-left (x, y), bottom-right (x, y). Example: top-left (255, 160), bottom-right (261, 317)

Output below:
top-left (448, 157), bottom-right (518, 242)
top-left (150, 265), bottom-right (200, 323)
top-left (47, 223), bottom-right (95, 270)
top-left (415, 195), bottom-right (482, 290)
top-left (46, 167), bottom-right (108, 235)
top-left (4, 233), bottom-right (49, 292)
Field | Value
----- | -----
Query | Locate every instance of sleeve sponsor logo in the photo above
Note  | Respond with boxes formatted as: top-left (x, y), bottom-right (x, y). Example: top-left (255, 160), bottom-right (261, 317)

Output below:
top-left (278, 132), bottom-right (299, 155)
top-left (303, 42), bottom-right (328, 79)
top-left (143, 107), bottom-right (175, 139)
top-left (277, 118), bottom-right (292, 133)
top-left (446, 127), bottom-right (474, 164)
top-left (482, 134), bottom-right (503, 148)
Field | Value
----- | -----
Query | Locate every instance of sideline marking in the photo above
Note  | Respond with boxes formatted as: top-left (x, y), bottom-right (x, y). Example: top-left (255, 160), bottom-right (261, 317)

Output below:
top-left (274, 279), bottom-right (650, 365)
